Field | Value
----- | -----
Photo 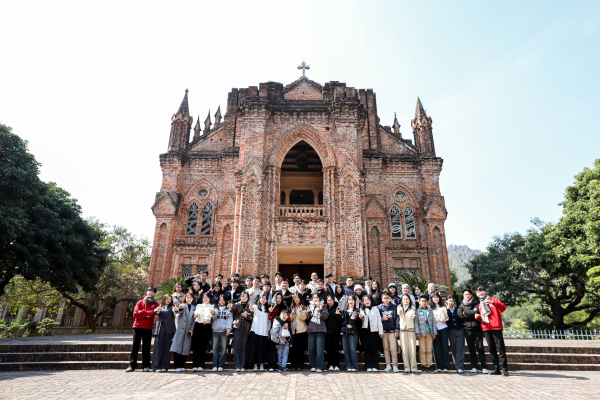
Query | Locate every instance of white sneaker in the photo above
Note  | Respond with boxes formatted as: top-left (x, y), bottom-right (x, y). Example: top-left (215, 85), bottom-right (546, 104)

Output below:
top-left (384, 365), bottom-right (392, 372)
top-left (197, 367), bottom-right (203, 372)
top-left (143, 368), bottom-right (149, 372)
top-left (218, 367), bottom-right (223, 372)
top-left (235, 368), bottom-right (241, 372)
top-left (328, 366), bottom-right (334, 371)
top-left (311, 368), bottom-right (316, 372)
top-left (393, 366), bottom-right (399, 373)
top-left (371, 368), bottom-right (378, 372)
top-left (191, 367), bottom-right (198, 372)
top-left (316, 369), bottom-right (322, 373)
top-left (366, 368), bottom-right (372, 372)
top-left (260, 364), bottom-right (264, 371)
top-left (161, 369), bottom-right (167, 372)
top-left (268, 368), bottom-right (274, 372)
top-left (470, 368), bottom-right (478, 373)
top-left (212, 367), bottom-right (218, 372)
top-left (253, 364), bottom-right (258, 371)
top-left (405, 369), bottom-right (410, 373)
top-left (240, 368), bottom-right (245, 371)
top-left (443, 369), bottom-right (449, 373)
top-left (482, 368), bottom-right (489, 374)
top-left (334, 367), bottom-right (340, 371)
top-left (457, 369), bottom-right (464, 373)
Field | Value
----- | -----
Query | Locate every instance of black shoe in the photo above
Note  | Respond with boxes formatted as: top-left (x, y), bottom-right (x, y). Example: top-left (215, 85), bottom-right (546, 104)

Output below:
top-left (491, 370), bottom-right (502, 375)
top-left (501, 370), bottom-right (509, 376)
top-left (430, 367), bottom-right (437, 373)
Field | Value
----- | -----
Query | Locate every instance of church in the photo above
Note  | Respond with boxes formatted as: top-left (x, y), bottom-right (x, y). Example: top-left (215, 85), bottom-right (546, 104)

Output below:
top-left (147, 65), bottom-right (451, 288)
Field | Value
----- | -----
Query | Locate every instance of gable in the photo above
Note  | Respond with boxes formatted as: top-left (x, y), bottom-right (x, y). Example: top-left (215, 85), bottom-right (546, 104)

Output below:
top-left (365, 198), bottom-right (386, 219)
top-left (379, 126), bottom-right (418, 155)
top-left (424, 198), bottom-right (447, 219)
top-left (218, 195), bottom-right (236, 218)
top-left (151, 192), bottom-right (180, 217)
top-left (284, 79), bottom-right (323, 100)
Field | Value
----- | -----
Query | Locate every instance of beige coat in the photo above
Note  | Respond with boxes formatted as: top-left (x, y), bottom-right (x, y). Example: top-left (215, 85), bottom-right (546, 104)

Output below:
top-left (289, 306), bottom-right (308, 334)
top-left (398, 306), bottom-right (416, 331)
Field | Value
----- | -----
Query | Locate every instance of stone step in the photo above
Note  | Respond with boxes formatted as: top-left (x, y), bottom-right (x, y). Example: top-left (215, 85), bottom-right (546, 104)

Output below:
top-left (1, 360), bottom-right (599, 372)
top-left (2, 351), bottom-right (598, 365)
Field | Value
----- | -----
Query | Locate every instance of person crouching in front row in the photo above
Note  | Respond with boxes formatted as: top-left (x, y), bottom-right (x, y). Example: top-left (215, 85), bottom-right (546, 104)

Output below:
top-left (271, 309), bottom-right (294, 371)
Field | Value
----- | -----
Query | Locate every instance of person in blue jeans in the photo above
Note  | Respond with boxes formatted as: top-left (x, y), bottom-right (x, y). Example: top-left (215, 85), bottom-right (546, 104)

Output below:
top-left (306, 292), bottom-right (329, 372)
top-left (270, 309), bottom-right (294, 371)
top-left (211, 295), bottom-right (233, 371)
top-left (340, 295), bottom-right (362, 371)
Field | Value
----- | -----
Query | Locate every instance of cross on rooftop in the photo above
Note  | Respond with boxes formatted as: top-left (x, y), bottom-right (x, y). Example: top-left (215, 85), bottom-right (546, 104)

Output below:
top-left (298, 60), bottom-right (310, 77)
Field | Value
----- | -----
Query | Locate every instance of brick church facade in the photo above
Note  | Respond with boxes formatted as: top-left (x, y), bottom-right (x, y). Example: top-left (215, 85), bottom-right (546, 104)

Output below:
top-left (147, 74), bottom-right (451, 287)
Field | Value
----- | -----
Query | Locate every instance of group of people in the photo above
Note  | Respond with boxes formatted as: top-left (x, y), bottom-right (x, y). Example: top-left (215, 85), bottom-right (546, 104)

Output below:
top-left (126, 270), bottom-right (509, 376)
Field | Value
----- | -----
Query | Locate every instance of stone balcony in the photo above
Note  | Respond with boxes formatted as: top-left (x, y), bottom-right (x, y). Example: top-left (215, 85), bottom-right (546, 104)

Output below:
top-left (174, 237), bottom-right (216, 247)
top-left (277, 204), bottom-right (325, 219)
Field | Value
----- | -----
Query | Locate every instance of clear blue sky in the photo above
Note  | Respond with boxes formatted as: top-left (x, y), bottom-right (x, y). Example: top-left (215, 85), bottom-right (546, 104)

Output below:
top-left (1, 1), bottom-right (599, 250)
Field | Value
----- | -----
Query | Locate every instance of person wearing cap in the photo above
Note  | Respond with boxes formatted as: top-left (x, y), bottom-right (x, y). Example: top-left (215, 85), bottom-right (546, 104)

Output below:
top-left (476, 287), bottom-right (508, 376)
top-left (126, 287), bottom-right (160, 372)
top-left (387, 283), bottom-right (401, 305)
top-left (457, 288), bottom-right (488, 374)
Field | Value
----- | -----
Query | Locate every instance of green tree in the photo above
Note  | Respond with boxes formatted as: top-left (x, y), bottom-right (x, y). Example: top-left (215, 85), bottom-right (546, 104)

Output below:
top-left (0, 125), bottom-right (108, 296)
top-left (59, 222), bottom-right (151, 331)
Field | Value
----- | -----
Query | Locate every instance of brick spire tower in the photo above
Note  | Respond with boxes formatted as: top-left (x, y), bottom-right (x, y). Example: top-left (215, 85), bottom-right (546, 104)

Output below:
top-left (167, 89), bottom-right (193, 152)
top-left (411, 98), bottom-right (435, 156)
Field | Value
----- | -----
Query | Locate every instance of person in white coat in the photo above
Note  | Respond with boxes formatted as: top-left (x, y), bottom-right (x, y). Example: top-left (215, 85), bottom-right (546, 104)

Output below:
top-left (246, 293), bottom-right (272, 371)
top-left (359, 295), bottom-right (383, 372)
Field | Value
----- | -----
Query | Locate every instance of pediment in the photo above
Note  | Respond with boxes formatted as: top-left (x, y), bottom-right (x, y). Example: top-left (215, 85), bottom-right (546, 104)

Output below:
top-left (151, 191), bottom-right (181, 216)
top-left (365, 197), bottom-right (386, 219)
top-left (218, 195), bottom-right (236, 218)
top-left (284, 77), bottom-right (323, 100)
top-left (424, 198), bottom-right (447, 219)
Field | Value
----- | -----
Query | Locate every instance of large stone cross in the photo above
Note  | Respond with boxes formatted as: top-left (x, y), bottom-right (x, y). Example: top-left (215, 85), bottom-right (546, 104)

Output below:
top-left (298, 60), bottom-right (310, 77)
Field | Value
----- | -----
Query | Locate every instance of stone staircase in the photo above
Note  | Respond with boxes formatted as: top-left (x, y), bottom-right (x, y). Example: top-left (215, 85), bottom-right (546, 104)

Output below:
top-left (1, 340), bottom-right (599, 372)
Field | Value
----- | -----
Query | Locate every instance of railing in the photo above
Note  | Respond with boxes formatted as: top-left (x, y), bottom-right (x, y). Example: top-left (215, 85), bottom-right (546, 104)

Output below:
top-left (503, 329), bottom-right (599, 340)
top-left (123, 317), bottom-right (135, 327)
top-left (174, 237), bottom-right (216, 246)
top-left (96, 317), bottom-right (113, 326)
top-left (61, 317), bottom-right (75, 326)
top-left (278, 205), bottom-right (325, 219)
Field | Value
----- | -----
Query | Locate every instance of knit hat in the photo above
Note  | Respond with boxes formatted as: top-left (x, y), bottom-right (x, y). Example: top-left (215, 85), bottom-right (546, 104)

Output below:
top-left (354, 285), bottom-right (363, 292)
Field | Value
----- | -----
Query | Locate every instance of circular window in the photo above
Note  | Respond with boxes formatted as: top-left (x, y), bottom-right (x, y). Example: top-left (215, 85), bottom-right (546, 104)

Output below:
top-left (395, 191), bottom-right (406, 201)
top-left (199, 189), bottom-right (208, 198)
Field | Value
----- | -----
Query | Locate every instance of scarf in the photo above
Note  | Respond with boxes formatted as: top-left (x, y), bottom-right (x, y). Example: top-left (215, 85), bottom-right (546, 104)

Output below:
top-left (309, 300), bottom-right (323, 325)
top-left (144, 297), bottom-right (156, 305)
top-left (462, 297), bottom-right (474, 306)
top-left (480, 295), bottom-right (491, 323)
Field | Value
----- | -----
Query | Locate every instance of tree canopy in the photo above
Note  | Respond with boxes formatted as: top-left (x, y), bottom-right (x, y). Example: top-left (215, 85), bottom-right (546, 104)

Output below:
top-left (0, 124), bottom-right (108, 296)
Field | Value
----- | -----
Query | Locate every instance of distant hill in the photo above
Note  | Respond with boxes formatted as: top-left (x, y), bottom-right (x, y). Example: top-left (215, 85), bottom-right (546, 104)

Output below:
top-left (447, 244), bottom-right (482, 285)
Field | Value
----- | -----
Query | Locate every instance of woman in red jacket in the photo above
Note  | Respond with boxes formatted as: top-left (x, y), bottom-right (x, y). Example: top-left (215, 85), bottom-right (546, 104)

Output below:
top-left (475, 287), bottom-right (509, 376)
top-left (126, 287), bottom-right (159, 372)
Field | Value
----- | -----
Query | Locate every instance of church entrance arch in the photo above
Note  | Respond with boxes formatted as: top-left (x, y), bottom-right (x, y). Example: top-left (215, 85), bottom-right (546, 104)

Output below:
top-left (277, 245), bottom-right (325, 282)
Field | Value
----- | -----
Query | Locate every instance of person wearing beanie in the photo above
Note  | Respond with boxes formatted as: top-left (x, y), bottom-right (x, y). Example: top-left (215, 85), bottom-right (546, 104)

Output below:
top-left (388, 283), bottom-right (401, 305)
top-left (353, 285), bottom-right (365, 308)
top-left (126, 287), bottom-right (159, 372)
top-left (457, 288), bottom-right (488, 374)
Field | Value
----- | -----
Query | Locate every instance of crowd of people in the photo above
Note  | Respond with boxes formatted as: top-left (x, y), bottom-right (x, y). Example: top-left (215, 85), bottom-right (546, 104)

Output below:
top-left (126, 270), bottom-right (509, 376)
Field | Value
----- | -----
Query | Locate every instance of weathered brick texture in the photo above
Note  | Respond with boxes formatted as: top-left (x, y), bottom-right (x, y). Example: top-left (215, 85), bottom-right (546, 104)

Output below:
top-left (147, 77), bottom-right (450, 288)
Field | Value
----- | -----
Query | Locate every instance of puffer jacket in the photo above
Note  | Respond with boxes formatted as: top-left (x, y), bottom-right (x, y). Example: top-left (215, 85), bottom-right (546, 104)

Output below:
top-left (271, 316), bottom-right (294, 345)
top-left (289, 305), bottom-right (308, 334)
top-left (457, 298), bottom-right (482, 331)
top-left (414, 306), bottom-right (438, 336)
top-left (360, 306), bottom-right (383, 334)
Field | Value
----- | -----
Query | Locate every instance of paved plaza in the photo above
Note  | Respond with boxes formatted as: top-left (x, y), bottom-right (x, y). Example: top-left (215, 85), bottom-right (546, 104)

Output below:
top-left (2, 369), bottom-right (599, 400)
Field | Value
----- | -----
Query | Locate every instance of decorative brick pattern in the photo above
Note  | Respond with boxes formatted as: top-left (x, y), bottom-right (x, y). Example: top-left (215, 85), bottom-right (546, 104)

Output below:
top-left (147, 77), bottom-right (451, 287)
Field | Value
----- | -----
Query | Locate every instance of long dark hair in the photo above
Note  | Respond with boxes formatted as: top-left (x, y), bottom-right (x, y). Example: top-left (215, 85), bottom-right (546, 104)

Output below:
top-left (346, 294), bottom-right (357, 310)
top-left (413, 285), bottom-right (422, 297)
top-left (335, 285), bottom-right (344, 296)
top-left (428, 292), bottom-right (443, 309)
top-left (292, 293), bottom-right (305, 307)
top-left (400, 294), bottom-right (415, 312)
top-left (361, 295), bottom-right (373, 309)
top-left (256, 293), bottom-right (269, 312)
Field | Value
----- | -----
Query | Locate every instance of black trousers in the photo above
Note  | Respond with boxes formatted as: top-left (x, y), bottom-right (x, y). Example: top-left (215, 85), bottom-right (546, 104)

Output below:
top-left (464, 328), bottom-right (487, 369)
top-left (361, 330), bottom-right (381, 369)
top-left (173, 352), bottom-right (188, 369)
top-left (290, 332), bottom-right (308, 369)
top-left (129, 328), bottom-right (152, 369)
top-left (325, 332), bottom-right (340, 368)
top-left (485, 330), bottom-right (508, 371)
top-left (192, 323), bottom-right (212, 368)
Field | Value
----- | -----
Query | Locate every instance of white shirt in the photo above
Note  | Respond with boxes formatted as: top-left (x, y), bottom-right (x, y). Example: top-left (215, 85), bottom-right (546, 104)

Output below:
top-left (250, 306), bottom-right (271, 336)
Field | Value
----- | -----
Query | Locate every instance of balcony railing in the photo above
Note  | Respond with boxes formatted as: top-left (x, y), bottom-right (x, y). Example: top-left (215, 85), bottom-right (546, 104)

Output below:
top-left (278, 205), bottom-right (325, 219)
top-left (175, 237), bottom-right (216, 246)
top-left (61, 317), bottom-right (75, 326)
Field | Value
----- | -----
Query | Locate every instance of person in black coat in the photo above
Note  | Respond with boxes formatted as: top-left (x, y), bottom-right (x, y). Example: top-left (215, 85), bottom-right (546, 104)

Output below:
top-left (185, 270), bottom-right (211, 294)
top-left (152, 294), bottom-right (177, 372)
top-left (457, 288), bottom-right (488, 373)
top-left (225, 279), bottom-right (244, 303)
top-left (324, 295), bottom-right (342, 371)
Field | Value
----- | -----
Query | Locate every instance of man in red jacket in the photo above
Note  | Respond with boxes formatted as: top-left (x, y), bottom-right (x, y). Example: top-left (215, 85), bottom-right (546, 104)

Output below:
top-left (126, 287), bottom-right (159, 372)
top-left (476, 287), bottom-right (508, 376)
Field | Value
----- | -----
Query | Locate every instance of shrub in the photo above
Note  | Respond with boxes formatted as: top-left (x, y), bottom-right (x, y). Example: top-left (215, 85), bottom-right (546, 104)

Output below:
top-left (37, 318), bottom-right (59, 336)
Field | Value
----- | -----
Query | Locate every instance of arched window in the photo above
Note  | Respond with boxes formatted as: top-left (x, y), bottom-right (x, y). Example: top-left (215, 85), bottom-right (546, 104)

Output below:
top-left (186, 202), bottom-right (199, 236)
top-left (405, 206), bottom-right (416, 239)
top-left (390, 205), bottom-right (402, 239)
top-left (200, 202), bottom-right (213, 236)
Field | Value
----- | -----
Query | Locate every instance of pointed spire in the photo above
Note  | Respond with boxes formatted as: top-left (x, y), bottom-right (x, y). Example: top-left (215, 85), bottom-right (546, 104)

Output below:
top-left (393, 112), bottom-right (401, 134)
top-left (177, 88), bottom-right (189, 115)
top-left (415, 97), bottom-right (426, 119)
top-left (204, 110), bottom-right (212, 132)
top-left (193, 115), bottom-right (201, 137)
top-left (214, 106), bottom-right (222, 126)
